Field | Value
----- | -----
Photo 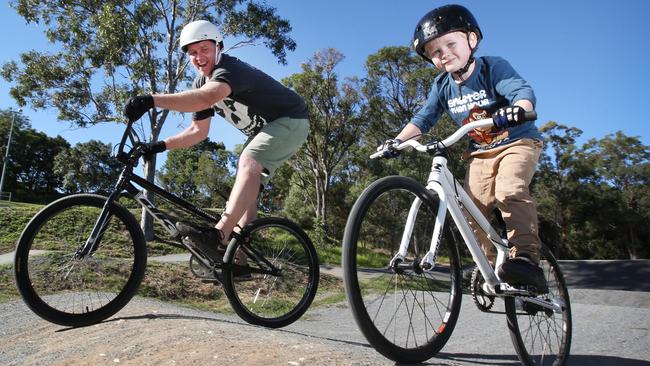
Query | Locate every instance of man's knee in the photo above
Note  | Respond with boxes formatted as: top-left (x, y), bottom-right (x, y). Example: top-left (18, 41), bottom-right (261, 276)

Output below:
top-left (237, 154), bottom-right (264, 175)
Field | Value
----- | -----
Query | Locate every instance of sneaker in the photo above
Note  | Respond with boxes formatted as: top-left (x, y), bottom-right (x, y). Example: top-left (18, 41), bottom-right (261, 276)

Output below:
top-left (230, 265), bottom-right (253, 281)
top-left (497, 254), bottom-right (548, 294)
top-left (176, 222), bottom-right (225, 262)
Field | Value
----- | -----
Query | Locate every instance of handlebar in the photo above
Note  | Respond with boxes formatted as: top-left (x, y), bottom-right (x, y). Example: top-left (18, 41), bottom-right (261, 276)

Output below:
top-left (371, 110), bottom-right (537, 159)
top-left (115, 118), bottom-right (144, 164)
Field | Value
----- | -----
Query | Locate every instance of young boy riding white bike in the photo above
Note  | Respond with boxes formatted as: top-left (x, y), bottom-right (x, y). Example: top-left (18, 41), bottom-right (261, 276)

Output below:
top-left (123, 20), bottom-right (310, 261)
top-left (384, 4), bottom-right (547, 292)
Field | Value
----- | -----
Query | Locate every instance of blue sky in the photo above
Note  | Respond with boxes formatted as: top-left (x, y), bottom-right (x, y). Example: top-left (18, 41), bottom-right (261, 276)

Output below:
top-left (1, 0), bottom-right (649, 156)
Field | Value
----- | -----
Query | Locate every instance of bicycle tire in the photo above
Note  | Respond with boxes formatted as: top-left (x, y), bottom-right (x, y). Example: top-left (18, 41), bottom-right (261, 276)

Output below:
top-left (342, 176), bottom-right (462, 363)
top-left (14, 194), bottom-right (147, 327)
top-left (222, 217), bottom-right (319, 328)
top-left (505, 244), bottom-right (572, 365)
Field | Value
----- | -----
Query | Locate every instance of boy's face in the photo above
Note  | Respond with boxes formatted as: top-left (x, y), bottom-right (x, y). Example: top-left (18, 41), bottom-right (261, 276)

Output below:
top-left (187, 40), bottom-right (218, 77)
top-left (423, 31), bottom-right (477, 73)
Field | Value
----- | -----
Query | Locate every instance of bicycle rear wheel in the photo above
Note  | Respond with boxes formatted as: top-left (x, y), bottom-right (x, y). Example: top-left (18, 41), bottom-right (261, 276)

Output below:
top-left (342, 176), bottom-right (462, 363)
top-left (14, 194), bottom-right (147, 327)
top-left (222, 217), bottom-right (319, 328)
top-left (505, 245), bottom-right (572, 365)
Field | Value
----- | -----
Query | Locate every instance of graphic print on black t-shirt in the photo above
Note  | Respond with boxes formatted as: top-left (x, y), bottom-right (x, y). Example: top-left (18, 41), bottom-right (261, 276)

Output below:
top-left (192, 54), bottom-right (308, 137)
top-left (213, 98), bottom-right (267, 135)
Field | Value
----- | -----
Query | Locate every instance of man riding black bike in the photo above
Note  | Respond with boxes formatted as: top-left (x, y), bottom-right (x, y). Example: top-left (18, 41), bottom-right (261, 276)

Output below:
top-left (124, 20), bottom-right (310, 260)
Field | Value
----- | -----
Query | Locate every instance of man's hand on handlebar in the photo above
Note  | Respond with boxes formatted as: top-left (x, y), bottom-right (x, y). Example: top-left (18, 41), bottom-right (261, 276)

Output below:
top-left (124, 95), bottom-right (154, 122)
top-left (492, 105), bottom-right (526, 129)
top-left (136, 140), bottom-right (167, 159)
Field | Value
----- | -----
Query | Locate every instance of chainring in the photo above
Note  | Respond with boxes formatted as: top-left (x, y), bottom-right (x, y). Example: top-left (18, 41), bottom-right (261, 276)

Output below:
top-left (470, 266), bottom-right (496, 312)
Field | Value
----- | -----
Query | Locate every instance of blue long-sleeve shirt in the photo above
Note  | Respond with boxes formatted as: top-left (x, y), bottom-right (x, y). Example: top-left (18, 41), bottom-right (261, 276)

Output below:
top-left (410, 56), bottom-right (542, 151)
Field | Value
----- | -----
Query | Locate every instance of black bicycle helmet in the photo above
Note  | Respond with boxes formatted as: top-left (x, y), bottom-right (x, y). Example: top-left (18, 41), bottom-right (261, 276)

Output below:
top-left (412, 4), bottom-right (483, 63)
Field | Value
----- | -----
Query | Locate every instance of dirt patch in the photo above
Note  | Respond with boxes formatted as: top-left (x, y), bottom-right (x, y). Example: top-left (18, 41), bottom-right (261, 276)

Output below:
top-left (0, 297), bottom-right (391, 366)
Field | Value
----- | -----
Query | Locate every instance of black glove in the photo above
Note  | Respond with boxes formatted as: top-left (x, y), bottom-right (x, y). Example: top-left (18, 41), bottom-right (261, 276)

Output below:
top-left (124, 95), bottom-right (154, 122)
top-left (138, 140), bottom-right (167, 158)
top-left (492, 105), bottom-right (526, 129)
top-left (377, 138), bottom-right (402, 158)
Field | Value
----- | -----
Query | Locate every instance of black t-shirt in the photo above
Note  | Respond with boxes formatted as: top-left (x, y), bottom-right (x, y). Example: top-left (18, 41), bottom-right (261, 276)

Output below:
top-left (192, 54), bottom-right (309, 136)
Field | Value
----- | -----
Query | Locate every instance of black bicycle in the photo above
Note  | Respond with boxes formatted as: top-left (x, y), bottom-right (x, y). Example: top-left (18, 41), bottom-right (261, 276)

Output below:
top-left (14, 118), bottom-right (319, 328)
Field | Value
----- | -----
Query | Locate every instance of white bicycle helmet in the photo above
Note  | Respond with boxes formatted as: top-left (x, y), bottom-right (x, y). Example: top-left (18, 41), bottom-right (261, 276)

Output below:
top-left (179, 20), bottom-right (223, 52)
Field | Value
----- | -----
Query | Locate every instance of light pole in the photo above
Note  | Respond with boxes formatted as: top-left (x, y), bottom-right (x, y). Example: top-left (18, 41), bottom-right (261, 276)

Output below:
top-left (0, 108), bottom-right (19, 200)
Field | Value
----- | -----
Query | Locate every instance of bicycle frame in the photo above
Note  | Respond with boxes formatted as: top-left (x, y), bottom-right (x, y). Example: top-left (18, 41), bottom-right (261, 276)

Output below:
top-left (395, 153), bottom-right (509, 295)
top-left (80, 119), bottom-right (220, 267)
top-left (81, 159), bottom-right (219, 264)
top-left (385, 114), bottom-right (563, 302)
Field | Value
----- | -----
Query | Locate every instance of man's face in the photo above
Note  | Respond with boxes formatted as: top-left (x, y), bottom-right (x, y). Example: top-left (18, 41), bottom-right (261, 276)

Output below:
top-left (187, 40), bottom-right (218, 76)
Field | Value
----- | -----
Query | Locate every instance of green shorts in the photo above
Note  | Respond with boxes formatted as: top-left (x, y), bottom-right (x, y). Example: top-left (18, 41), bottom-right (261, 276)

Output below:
top-left (242, 117), bottom-right (310, 184)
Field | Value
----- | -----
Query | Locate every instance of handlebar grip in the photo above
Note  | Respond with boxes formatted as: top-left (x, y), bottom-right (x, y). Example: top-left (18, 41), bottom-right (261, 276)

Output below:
top-left (493, 109), bottom-right (538, 129)
top-left (524, 110), bottom-right (537, 121)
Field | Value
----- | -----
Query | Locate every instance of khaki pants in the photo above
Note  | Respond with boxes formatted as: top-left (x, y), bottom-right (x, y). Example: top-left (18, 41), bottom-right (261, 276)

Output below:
top-left (463, 138), bottom-right (543, 264)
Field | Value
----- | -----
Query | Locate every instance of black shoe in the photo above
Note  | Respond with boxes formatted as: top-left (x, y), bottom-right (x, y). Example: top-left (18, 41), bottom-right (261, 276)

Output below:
top-left (176, 222), bottom-right (225, 262)
top-left (497, 255), bottom-right (548, 294)
top-left (231, 265), bottom-right (253, 281)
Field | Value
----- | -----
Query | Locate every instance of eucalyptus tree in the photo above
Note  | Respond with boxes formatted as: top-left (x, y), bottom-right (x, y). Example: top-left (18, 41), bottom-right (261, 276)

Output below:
top-left (282, 49), bottom-right (365, 243)
top-left (584, 132), bottom-right (650, 259)
top-left (54, 140), bottom-right (122, 194)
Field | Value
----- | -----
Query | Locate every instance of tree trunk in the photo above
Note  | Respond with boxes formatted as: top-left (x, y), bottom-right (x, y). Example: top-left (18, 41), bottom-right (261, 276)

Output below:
top-left (627, 224), bottom-right (638, 259)
top-left (140, 156), bottom-right (157, 241)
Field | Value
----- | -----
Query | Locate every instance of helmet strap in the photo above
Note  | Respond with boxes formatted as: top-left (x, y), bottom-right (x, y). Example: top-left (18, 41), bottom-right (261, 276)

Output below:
top-left (453, 32), bottom-right (477, 80)
top-left (215, 47), bottom-right (223, 66)
top-left (453, 56), bottom-right (475, 79)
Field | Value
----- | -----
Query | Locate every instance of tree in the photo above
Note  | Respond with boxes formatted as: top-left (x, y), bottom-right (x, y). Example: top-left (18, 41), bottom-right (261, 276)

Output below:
top-left (3, 0), bottom-right (296, 239)
top-left (356, 46), bottom-right (462, 192)
top-left (584, 132), bottom-right (650, 259)
top-left (534, 121), bottom-right (595, 258)
top-left (157, 139), bottom-right (234, 208)
top-left (282, 49), bottom-right (365, 244)
top-left (53, 140), bottom-right (122, 194)
top-left (0, 109), bottom-right (69, 202)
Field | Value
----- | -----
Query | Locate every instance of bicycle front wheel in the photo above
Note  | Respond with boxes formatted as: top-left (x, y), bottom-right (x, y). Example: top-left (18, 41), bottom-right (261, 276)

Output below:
top-left (505, 244), bottom-right (572, 365)
top-left (222, 217), bottom-right (319, 328)
top-left (342, 176), bottom-right (462, 363)
top-left (14, 194), bottom-right (147, 327)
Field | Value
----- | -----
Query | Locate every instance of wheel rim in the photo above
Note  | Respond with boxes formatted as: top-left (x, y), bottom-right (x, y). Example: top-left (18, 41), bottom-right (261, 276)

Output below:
top-left (347, 184), bottom-right (461, 354)
top-left (20, 201), bottom-right (140, 318)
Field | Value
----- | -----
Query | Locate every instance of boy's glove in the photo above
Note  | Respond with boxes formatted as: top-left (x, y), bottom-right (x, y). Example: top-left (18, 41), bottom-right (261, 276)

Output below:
top-left (377, 138), bottom-right (402, 158)
top-left (124, 95), bottom-right (154, 121)
top-left (492, 105), bottom-right (526, 129)
top-left (138, 140), bottom-right (166, 158)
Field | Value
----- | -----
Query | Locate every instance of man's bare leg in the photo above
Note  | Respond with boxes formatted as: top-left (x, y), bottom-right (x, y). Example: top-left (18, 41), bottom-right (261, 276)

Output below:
top-left (216, 153), bottom-right (263, 245)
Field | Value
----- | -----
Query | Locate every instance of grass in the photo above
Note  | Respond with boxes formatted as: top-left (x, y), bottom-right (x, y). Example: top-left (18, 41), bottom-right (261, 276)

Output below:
top-left (0, 264), bottom-right (19, 303)
top-left (1, 252), bottom-right (346, 318)
top-left (0, 202), bottom-right (43, 253)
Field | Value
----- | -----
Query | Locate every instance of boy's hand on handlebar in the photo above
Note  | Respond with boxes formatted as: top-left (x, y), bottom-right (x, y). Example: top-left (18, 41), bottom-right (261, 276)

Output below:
top-left (492, 105), bottom-right (526, 129)
top-left (124, 95), bottom-right (154, 122)
top-left (377, 138), bottom-right (402, 158)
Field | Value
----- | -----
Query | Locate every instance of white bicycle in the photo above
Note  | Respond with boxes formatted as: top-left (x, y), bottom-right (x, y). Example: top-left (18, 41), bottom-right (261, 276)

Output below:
top-left (342, 111), bottom-right (572, 365)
